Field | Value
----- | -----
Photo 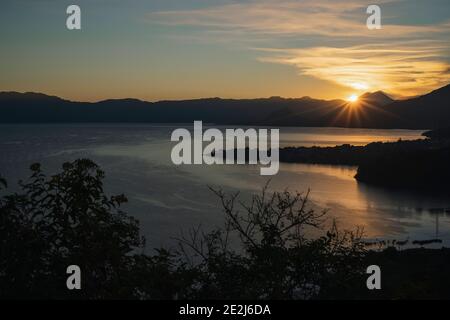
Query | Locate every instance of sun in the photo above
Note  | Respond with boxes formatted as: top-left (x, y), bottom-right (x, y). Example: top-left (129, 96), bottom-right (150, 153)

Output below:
top-left (347, 94), bottom-right (359, 102)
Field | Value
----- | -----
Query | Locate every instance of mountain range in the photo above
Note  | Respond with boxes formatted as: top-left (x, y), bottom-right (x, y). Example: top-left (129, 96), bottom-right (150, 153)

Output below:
top-left (0, 84), bottom-right (449, 129)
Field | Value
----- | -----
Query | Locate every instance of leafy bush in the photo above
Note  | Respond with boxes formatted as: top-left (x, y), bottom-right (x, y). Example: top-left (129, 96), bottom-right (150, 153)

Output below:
top-left (0, 159), bottom-right (143, 299)
top-left (0, 160), bottom-right (366, 299)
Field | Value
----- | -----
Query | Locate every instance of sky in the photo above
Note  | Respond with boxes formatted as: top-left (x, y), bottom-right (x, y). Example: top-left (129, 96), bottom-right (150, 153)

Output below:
top-left (1, 0), bottom-right (449, 101)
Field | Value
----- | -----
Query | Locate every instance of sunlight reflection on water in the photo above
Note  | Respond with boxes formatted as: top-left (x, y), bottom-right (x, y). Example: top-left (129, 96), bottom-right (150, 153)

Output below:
top-left (0, 124), bottom-right (448, 249)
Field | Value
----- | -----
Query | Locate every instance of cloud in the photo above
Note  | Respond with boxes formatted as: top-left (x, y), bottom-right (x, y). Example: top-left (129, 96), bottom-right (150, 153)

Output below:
top-left (148, 0), bottom-right (450, 95)
top-left (148, 0), bottom-right (447, 38)
top-left (258, 42), bottom-right (450, 96)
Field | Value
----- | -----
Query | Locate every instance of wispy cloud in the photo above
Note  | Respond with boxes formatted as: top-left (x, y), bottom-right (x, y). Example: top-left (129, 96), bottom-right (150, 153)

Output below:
top-left (148, 0), bottom-right (450, 96)
top-left (149, 0), bottom-right (447, 38)
top-left (258, 41), bottom-right (450, 96)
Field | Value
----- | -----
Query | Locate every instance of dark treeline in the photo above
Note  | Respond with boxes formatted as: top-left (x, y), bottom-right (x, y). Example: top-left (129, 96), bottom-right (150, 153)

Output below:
top-left (279, 139), bottom-right (433, 166)
top-left (278, 127), bottom-right (450, 191)
top-left (355, 146), bottom-right (450, 190)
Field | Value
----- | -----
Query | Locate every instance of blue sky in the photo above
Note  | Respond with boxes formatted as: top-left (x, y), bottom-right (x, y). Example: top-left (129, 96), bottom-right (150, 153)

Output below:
top-left (1, 0), bottom-right (449, 101)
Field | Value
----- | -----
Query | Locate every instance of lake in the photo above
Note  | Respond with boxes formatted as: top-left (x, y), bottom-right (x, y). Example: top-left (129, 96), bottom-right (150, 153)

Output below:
top-left (1, 124), bottom-right (449, 249)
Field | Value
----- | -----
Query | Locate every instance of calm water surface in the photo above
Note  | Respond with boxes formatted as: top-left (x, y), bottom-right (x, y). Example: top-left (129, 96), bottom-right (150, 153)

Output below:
top-left (1, 124), bottom-right (449, 249)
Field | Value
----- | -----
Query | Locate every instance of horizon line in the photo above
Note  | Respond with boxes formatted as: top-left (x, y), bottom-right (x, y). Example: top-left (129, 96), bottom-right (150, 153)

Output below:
top-left (3, 85), bottom-right (445, 104)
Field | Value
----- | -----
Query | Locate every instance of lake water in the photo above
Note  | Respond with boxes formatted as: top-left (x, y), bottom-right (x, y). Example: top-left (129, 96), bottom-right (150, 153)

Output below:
top-left (1, 124), bottom-right (449, 249)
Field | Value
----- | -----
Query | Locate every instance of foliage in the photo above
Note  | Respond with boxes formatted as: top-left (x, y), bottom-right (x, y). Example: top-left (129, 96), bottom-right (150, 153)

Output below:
top-left (0, 159), bottom-right (143, 299)
top-left (0, 160), bottom-right (367, 299)
top-left (174, 184), bottom-right (366, 299)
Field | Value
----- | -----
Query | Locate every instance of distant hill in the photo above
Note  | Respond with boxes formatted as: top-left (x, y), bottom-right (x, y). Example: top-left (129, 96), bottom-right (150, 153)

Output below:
top-left (0, 84), bottom-right (449, 129)
top-left (375, 84), bottom-right (450, 129)
top-left (359, 91), bottom-right (394, 107)
top-left (260, 85), bottom-right (450, 129)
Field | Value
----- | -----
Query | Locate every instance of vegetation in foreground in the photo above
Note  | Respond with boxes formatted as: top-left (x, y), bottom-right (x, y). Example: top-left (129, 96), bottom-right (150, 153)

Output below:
top-left (1, 159), bottom-right (449, 299)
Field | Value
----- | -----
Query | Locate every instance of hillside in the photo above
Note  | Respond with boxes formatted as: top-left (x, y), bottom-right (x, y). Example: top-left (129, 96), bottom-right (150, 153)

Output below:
top-left (0, 84), bottom-right (449, 129)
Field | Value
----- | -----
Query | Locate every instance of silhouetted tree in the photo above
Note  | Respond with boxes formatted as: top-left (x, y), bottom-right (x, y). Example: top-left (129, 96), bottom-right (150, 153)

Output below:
top-left (0, 159), bottom-right (144, 299)
top-left (0, 160), bottom-right (367, 299)
top-left (174, 184), bottom-right (366, 299)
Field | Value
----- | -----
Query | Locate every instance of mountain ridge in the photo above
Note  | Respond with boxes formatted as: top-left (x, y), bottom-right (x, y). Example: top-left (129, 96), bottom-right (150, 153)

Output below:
top-left (1, 84), bottom-right (449, 129)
